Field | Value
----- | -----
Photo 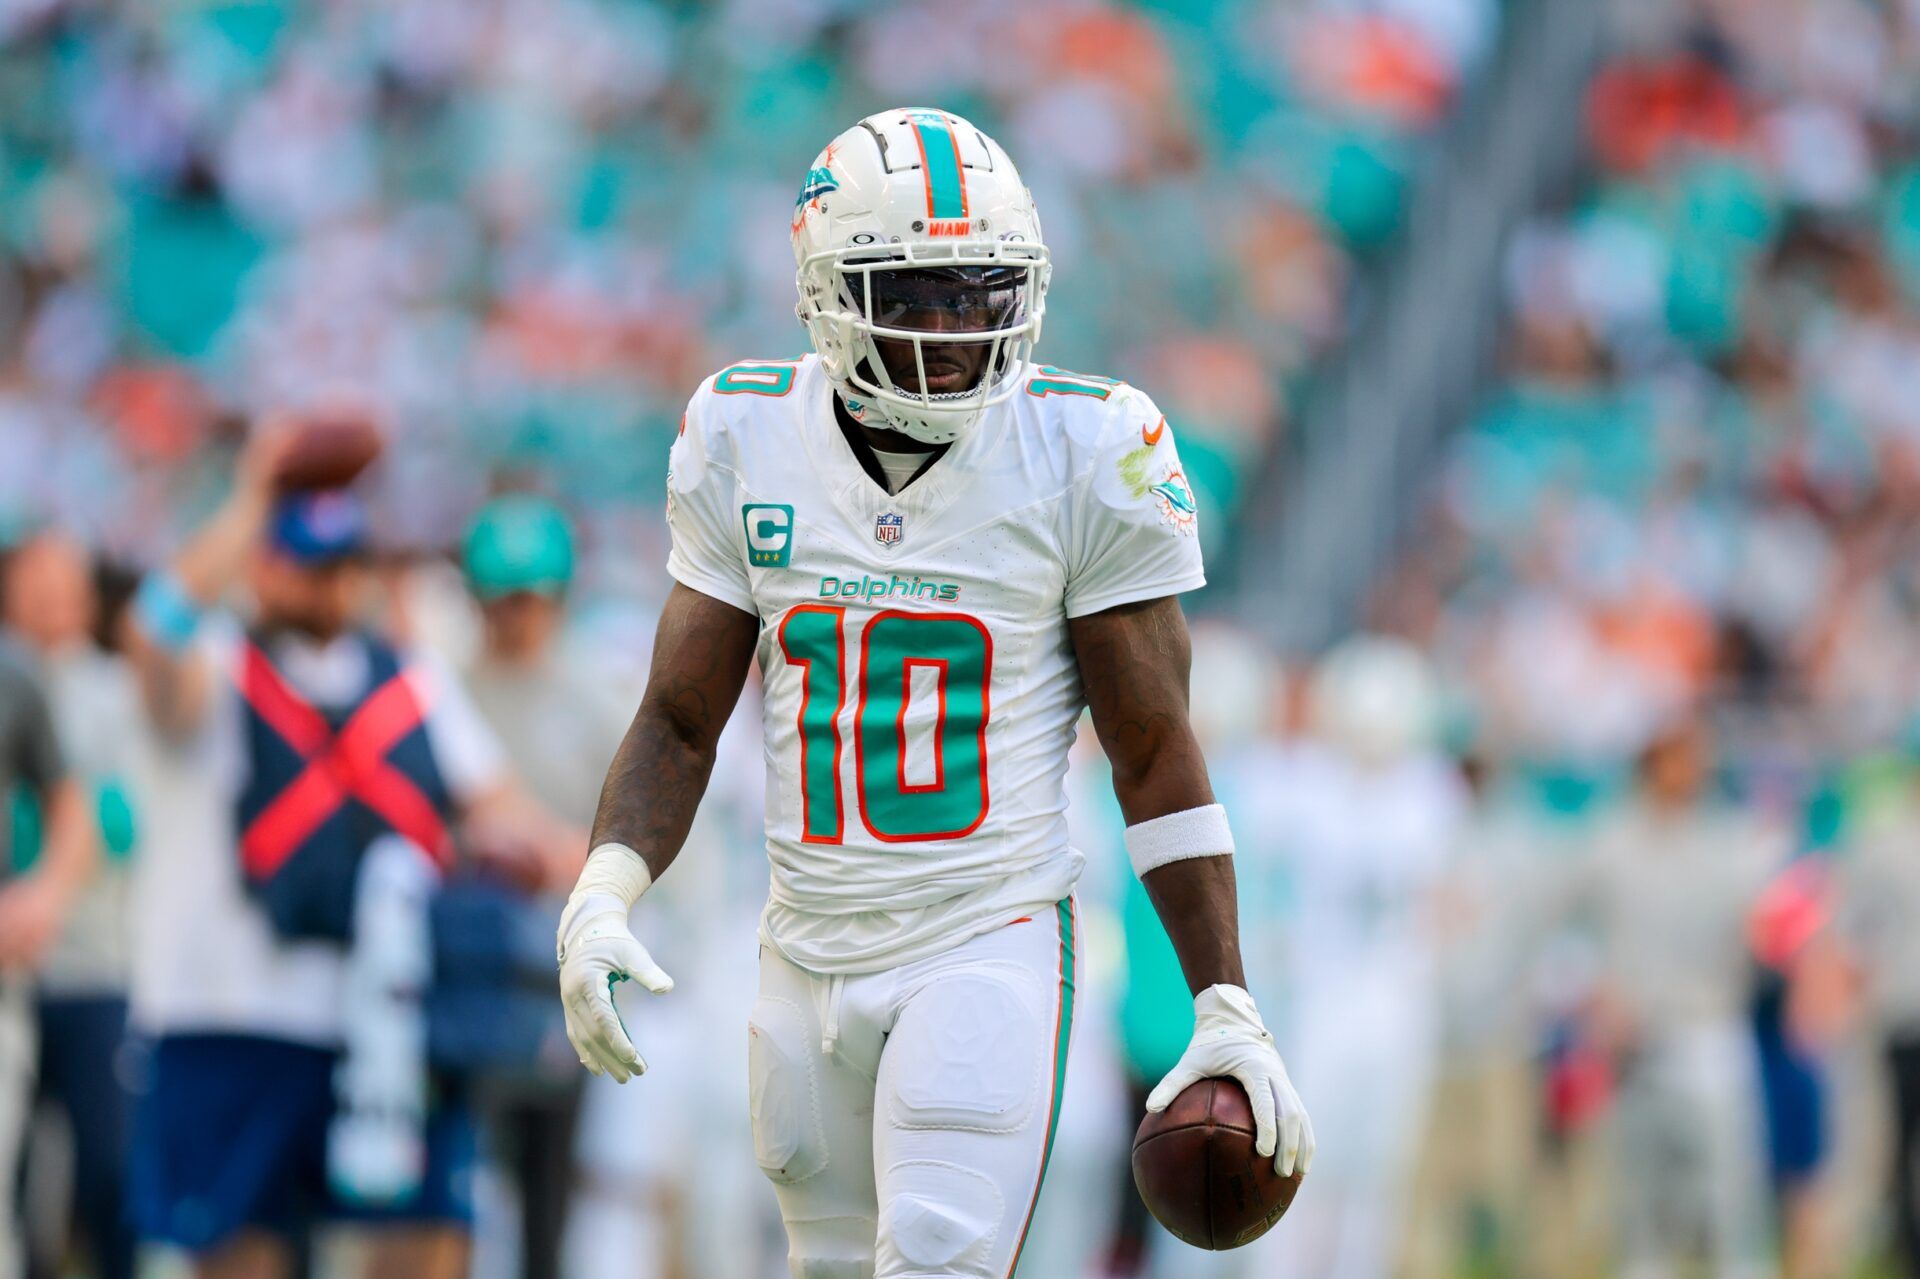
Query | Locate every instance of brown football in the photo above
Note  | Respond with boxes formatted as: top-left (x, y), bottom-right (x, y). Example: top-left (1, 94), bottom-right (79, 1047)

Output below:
top-left (273, 416), bottom-right (383, 492)
top-left (1132, 1077), bottom-right (1303, 1250)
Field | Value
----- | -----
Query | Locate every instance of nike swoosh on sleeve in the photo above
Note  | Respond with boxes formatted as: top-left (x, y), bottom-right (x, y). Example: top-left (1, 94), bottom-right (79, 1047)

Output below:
top-left (1142, 416), bottom-right (1166, 446)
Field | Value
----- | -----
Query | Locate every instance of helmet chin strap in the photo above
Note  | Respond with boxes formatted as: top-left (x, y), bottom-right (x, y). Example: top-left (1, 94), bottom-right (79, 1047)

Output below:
top-left (839, 389), bottom-right (879, 427)
top-left (838, 387), bottom-right (969, 446)
top-left (840, 346), bottom-right (996, 444)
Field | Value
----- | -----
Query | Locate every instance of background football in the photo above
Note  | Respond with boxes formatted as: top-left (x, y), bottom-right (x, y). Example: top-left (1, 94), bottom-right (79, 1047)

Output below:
top-left (1132, 1077), bottom-right (1304, 1251)
top-left (272, 416), bottom-right (384, 492)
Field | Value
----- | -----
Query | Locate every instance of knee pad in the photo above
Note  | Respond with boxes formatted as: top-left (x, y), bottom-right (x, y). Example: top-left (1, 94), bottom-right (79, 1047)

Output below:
top-left (876, 1160), bottom-right (1002, 1277)
top-left (887, 970), bottom-right (1044, 1134)
top-left (783, 1210), bottom-right (877, 1279)
top-left (787, 1247), bottom-right (875, 1279)
top-left (791, 1265), bottom-right (870, 1279)
top-left (748, 995), bottom-right (829, 1185)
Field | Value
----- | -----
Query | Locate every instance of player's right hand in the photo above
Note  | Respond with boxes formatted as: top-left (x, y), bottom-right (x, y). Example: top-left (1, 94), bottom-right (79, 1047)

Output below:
top-left (556, 893), bottom-right (673, 1082)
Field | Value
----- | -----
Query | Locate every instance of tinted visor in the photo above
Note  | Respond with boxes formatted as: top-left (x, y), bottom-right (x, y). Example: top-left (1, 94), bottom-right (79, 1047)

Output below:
top-left (857, 266), bottom-right (1026, 335)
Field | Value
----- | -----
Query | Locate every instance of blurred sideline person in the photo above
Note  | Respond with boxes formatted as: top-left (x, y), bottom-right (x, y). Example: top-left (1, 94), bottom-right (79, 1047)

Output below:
top-left (122, 429), bottom-right (569, 1279)
top-left (1574, 715), bottom-right (1779, 1279)
top-left (1842, 780), bottom-right (1920, 1277)
top-left (0, 601), bottom-right (95, 1279)
top-left (1403, 752), bottom-right (1562, 1279)
top-left (1235, 636), bottom-right (1464, 1279)
top-left (3, 531), bottom-right (141, 1279)
top-left (462, 496), bottom-right (626, 828)
top-left (458, 495), bottom-right (623, 1279)
top-left (458, 495), bottom-right (779, 1278)
top-left (1748, 856), bottom-right (1854, 1279)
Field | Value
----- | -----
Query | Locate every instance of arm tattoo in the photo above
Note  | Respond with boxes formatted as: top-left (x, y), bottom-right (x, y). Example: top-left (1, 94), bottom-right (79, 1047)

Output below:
top-left (589, 585), bottom-right (759, 883)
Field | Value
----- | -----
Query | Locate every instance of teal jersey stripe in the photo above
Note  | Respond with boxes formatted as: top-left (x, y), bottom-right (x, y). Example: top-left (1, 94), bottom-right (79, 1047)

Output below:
top-left (909, 112), bottom-right (967, 219)
top-left (1007, 897), bottom-right (1077, 1276)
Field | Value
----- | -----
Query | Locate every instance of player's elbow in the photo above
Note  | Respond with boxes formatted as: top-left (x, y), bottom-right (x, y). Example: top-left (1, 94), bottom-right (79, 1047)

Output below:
top-left (635, 689), bottom-right (724, 763)
top-left (1107, 729), bottom-right (1213, 822)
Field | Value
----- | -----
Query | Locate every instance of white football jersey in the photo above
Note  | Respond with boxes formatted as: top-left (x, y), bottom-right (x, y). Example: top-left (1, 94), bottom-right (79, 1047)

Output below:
top-left (666, 354), bottom-right (1204, 974)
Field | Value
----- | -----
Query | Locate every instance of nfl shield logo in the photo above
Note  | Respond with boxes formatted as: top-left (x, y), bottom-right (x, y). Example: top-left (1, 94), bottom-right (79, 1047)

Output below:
top-left (875, 512), bottom-right (904, 546)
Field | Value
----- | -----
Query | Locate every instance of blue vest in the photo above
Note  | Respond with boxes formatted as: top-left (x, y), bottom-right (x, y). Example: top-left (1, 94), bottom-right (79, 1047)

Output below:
top-left (235, 633), bottom-right (451, 941)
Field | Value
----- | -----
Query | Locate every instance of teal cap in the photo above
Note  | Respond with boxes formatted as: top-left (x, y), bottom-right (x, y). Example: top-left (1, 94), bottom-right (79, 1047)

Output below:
top-left (463, 496), bottom-right (575, 600)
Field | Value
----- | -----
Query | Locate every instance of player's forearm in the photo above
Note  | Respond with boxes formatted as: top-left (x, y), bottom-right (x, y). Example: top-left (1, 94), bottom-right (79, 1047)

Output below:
top-left (172, 479), bottom-right (275, 606)
top-left (124, 491), bottom-right (258, 730)
top-left (1115, 736), bottom-right (1244, 992)
top-left (128, 453), bottom-right (276, 736)
top-left (124, 624), bottom-right (211, 741)
top-left (1143, 854), bottom-right (1248, 995)
top-left (587, 699), bottom-right (723, 883)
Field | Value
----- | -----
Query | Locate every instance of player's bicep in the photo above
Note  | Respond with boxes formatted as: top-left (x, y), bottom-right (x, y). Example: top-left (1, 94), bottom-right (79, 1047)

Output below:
top-left (638, 583), bottom-right (760, 748)
top-left (1068, 595), bottom-right (1213, 823)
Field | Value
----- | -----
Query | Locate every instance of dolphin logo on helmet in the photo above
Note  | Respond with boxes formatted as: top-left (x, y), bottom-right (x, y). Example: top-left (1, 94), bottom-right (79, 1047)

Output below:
top-left (792, 108), bottom-right (1052, 446)
top-left (796, 165), bottom-right (840, 208)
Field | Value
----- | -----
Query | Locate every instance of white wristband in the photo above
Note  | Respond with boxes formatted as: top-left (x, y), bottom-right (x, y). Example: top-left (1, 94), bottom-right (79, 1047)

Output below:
top-left (558, 844), bottom-right (654, 952)
top-left (574, 842), bottom-right (654, 905)
top-left (1124, 804), bottom-right (1235, 878)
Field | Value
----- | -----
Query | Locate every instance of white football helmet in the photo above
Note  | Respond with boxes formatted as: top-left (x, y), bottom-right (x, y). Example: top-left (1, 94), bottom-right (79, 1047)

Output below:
top-left (792, 107), bottom-right (1051, 444)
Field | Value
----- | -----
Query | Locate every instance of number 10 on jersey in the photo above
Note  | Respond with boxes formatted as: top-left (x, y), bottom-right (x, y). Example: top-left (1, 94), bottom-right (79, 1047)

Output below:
top-left (777, 606), bottom-right (991, 844)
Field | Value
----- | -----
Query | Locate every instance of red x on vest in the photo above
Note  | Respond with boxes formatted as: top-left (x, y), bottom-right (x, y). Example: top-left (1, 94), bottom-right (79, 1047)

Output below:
top-left (238, 643), bottom-right (451, 881)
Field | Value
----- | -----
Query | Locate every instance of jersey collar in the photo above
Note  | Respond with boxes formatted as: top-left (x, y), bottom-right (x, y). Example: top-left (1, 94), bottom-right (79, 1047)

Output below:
top-left (831, 400), bottom-right (947, 496)
top-left (800, 358), bottom-right (1013, 555)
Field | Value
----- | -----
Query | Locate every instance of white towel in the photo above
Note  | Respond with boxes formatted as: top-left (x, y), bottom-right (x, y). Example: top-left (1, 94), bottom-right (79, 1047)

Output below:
top-left (329, 834), bottom-right (438, 1207)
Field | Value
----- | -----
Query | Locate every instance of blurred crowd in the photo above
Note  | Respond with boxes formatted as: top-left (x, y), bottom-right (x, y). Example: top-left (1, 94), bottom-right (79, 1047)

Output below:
top-left (1358, 0), bottom-right (1920, 1276)
top-left (3, 0), bottom-right (1920, 1278)
top-left (1385, 0), bottom-right (1920, 771)
top-left (0, 0), bottom-right (1498, 576)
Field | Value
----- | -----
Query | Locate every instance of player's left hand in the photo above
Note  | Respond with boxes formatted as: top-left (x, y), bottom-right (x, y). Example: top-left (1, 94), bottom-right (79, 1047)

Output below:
top-left (556, 893), bottom-right (673, 1083)
top-left (1146, 984), bottom-right (1315, 1177)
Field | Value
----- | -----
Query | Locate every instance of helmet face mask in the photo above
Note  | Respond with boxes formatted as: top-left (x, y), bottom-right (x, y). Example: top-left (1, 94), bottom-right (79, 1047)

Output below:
top-left (792, 109), bottom-right (1051, 445)
top-left (835, 259), bottom-right (1044, 436)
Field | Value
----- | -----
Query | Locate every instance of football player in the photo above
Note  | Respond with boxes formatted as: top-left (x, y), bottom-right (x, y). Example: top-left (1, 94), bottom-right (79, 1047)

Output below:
top-left (558, 108), bottom-right (1314, 1277)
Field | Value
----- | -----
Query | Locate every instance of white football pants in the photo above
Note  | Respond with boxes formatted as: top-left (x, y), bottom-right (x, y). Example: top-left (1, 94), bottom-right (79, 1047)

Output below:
top-left (749, 900), bottom-right (1078, 1279)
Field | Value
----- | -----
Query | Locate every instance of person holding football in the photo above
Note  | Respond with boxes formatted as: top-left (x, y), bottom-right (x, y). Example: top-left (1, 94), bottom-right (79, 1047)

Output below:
top-left (558, 108), bottom-right (1314, 1278)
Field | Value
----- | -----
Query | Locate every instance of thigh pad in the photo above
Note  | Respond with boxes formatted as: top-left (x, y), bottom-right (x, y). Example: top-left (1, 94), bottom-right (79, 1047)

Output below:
top-left (886, 966), bottom-right (1048, 1135)
top-left (748, 995), bottom-right (831, 1185)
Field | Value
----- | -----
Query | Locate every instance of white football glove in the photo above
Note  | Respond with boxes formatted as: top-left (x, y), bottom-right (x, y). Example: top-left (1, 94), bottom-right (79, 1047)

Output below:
top-left (556, 891), bottom-right (673, 1083)
top-left (1146, 984), bottom-right (1315, 1177)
